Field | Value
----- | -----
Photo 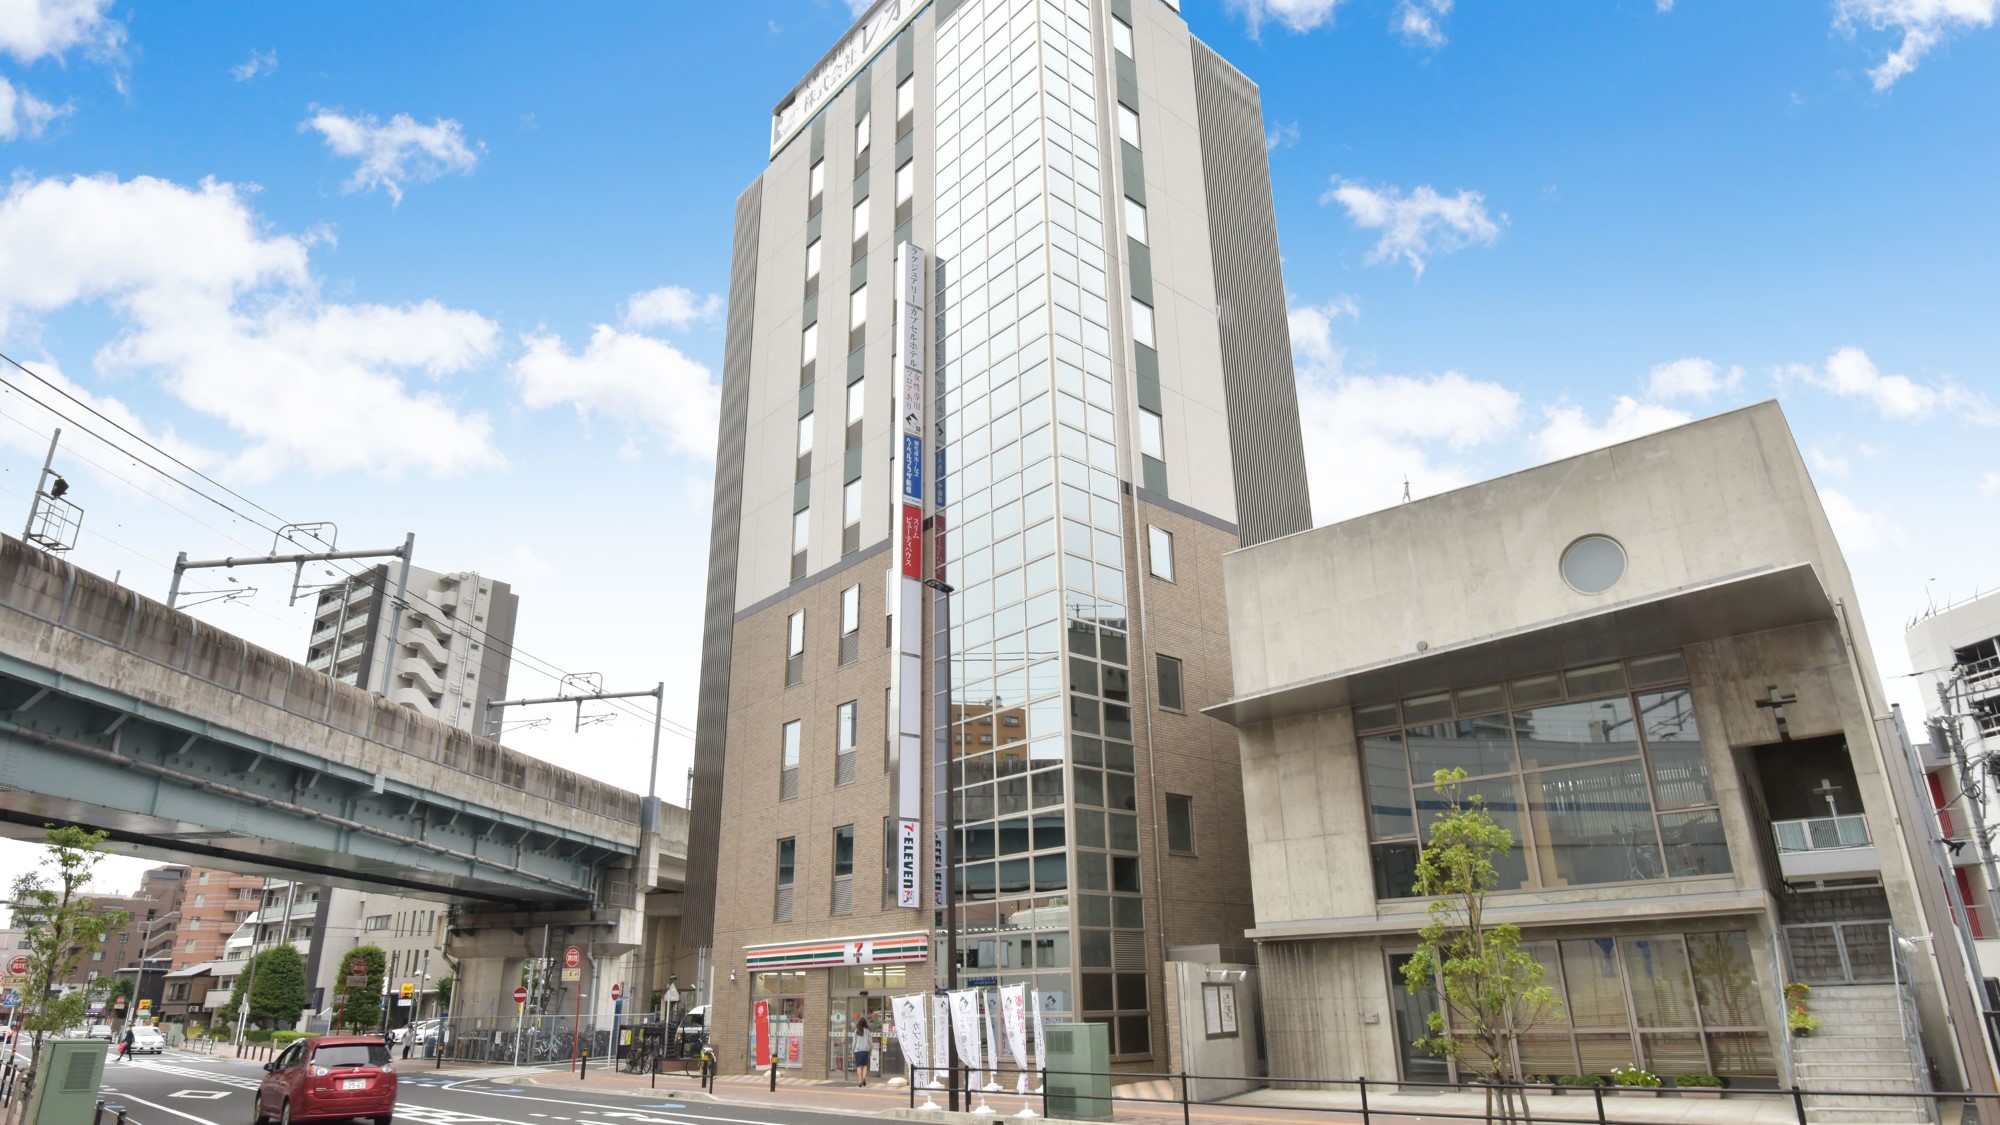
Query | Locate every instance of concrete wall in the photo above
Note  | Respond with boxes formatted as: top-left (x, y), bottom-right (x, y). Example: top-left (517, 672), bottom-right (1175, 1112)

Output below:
top-left (1161, 961), bottom-right (1260, 1098)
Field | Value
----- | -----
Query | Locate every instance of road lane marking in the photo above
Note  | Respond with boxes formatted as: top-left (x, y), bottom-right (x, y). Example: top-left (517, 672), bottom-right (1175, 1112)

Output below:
top-left (427, 1086), bottom-right (847, 1125)
top-left (169, 1091), bottom-right (232, 1099)
top-left (93, 1090), bottom-right (230, 1125)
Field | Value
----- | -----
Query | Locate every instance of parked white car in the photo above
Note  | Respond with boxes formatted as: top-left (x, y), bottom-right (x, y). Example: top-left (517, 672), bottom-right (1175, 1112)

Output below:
top-left (128, 1027), bottom-right (166, 1054)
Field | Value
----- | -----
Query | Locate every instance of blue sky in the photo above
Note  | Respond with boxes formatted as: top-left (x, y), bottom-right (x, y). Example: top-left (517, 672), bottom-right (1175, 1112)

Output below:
top-left (0, 0), bottom-right (1994, 890)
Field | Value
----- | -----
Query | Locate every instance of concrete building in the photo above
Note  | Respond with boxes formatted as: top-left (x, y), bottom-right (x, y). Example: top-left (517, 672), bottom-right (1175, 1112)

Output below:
top-left (689, 0), bottom-right (1310, 1076)
top-left (1908, 595), bottom-right (2000, 983)
top-left (1210, 403), bottom-right (1994, 1113)
top-left (305, 564), bottom-right (518, 732)
top-left (174, 867), bottom-right (268, 970)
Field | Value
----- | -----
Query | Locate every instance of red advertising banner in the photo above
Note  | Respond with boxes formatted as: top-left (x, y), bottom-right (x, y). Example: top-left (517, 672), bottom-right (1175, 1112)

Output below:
top-left (900, 503), bottom-right (922, 578)
top-left (754, 1000), bottom-right (772, 1068)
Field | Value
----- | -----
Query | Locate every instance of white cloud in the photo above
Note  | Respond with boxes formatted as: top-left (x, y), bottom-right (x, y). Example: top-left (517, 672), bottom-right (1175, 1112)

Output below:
top-left (1657, 0), bottom-right (1675, 10)
top-left (845, 0), bottom-right (872, 15)
top-left (1265, 122), bottom-right (1300, 152)
top-left (1835, 0), bottom-right (1996, 90)
top-left (513, 325), bottom-right (720, 462)
top-left (1779, 346), bottom-right (2000, 424)
top-left (1982, 472), bottom-right (2000, 497)
top-left (0, 0), bottom-right (123, 63)
top-left (1297, 369), bottom-right (1522, 522)
top-left (1819, 488), bottom-right (1902, 551)
top-left (1808, 448), bottom-right (1852, 479)
top-left (622, 286), bottom-right (722, 332)
top-left (0, 173), bottom-right (503, 479)
top-left (0, 76), bottom-right (66, 141)
top-left (1287, 296), bottom-right (1359, 366)
top-left (1322, 177), bottom-right (1503, 276)
top-left (1225, 0), bottom-right (1347, 36)
top-left (303, 109), bottom-right (481, 204)
top-left (1643, 356), bottom-right (1744, 401)
top-left (1534, 397), bottom-right (1693, 460)
top-left (231, 49), bottom-right (277, 81)
top-left (1395, 0), bottom-right (1453, 45)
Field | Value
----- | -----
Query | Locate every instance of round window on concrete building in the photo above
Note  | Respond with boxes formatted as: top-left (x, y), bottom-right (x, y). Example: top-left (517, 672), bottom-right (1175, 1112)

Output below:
top-left (1561, 535), bottom-right (1627, 594)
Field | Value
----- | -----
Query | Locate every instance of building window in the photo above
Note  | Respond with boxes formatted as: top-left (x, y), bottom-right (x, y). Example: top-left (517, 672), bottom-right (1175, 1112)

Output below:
top-left (896, 160), bottom-right (914, 206)
top-left (1112, 16), bottom-right (1134, 57)
top-left (781, 720), bottom-right (802, 800)
top-left (1130, 299), bottom-right (1156, 348)
top-left (1363, 658), bottom-right (1730, 900)
top-left (1118, 103), bottom-right (1141, 148)
top-left (1166, 794), bottom-right (1195, 853)
top-left (792, 507), bottom-right (810, 551)
top-left (1124, 197), bottom-right (1148, 245)
top-left (365, 915), bottom-right (390, 931)
top-left (1139, 409), bottom-right (1165, 461)
top-left (837, 701), bottom-right (859, 751)
top-left (797, 413), bottom-right (814, 460)
top-left (896, 77), bottom-right (914, 121)
top-left (1157, 654), bottom-right (1184, 712)
top-left (805, 238), bottom-right (822, 282)
top-left (809, 160), bottom-right (825, 201)
top-left (855, 111), bottom-right (871, 155)
top-left (853, 198), bottom-right (871, 243)
top-left (846, 379), bottom-right (866, 427)
top-left (831, 825), bottom-right (855, 915)
top-left (1147, 525), bottom-right (1174, 581)
top-left (775, 837), bottom-right (796, 922)
top-left (843, 479), bottom-right (863, 528)
top-left (841, 585), bottom-right (860, 636)
top-left (801, 322), bottom-right (819, 368)
top-left (849, 283), bottom-right (868, 351)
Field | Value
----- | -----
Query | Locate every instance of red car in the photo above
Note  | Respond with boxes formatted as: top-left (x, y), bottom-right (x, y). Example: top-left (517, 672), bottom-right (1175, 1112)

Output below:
top-left (254, 1035), bottom-right (398, 1125)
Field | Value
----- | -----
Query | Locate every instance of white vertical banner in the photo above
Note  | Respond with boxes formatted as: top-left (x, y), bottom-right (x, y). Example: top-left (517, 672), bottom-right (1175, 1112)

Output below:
top-left (981, 990), bottom-right (1005, 1092)
top-left (932, 993), bottom-right (951, 1085)
top-left (1001, 985), bottom-right (1030, 1094)
top-left (893, 994), bottom-right (929, 1088)
top-left (1031, 990), bottom-right (1047, 1091)
top-left (949, 989), bottom-right (985, 1088)
top-left (888, 239), bottom-right (928, 838)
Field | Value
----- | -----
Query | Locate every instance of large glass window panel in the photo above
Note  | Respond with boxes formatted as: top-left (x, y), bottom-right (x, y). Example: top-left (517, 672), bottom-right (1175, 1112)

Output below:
top-left (1515, 697), bottom-right (1640, 770)
top-left (1407, 718), bottom-right (1516, 779)
top-left (781, 721), bottom-right (801, 769)
top-left (1371, 841), bottom-right (1420, 900)
top-left (1559, 938), bottom-right (1629, 1028)
top-left (1686, 932), bottom-right (1760, 1027)
top-left (1364, 734), bottom-right (1416, 839)
top-left (1530, 760), bottom-right (1663, 886)
top-left (1621, 937), bottom-right (1698, 1028)
top-left (1660, 809), bottom-right (1731, 877)
top-left (805, 239), bottom-right (821, 280)
top-left (1641, 1032), bottom-right (1707, 1076)
top-left (1108, 813), bottom-right (1139, 851)
top-left (1123, 197), bottom-right (1147, 245)
top-left (1130, 299), bottom-right (1155, 348)
top-left (1638, 690), bottom-right (1714, 809)
top-left (1419, 774), bottom-right (1529, 889)
top-left (997, 818), bottom-right (1031, 856)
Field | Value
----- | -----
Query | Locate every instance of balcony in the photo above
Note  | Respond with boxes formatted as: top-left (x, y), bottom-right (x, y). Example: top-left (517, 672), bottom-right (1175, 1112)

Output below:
top-left (1773, 814), bottom-right (1880, 881)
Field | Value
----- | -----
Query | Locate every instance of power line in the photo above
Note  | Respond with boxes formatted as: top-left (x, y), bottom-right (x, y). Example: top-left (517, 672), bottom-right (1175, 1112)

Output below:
top-left (0, 351), bottom-right (698, 748)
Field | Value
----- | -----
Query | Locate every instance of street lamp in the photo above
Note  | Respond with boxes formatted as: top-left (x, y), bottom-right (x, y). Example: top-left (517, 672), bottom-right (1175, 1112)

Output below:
top-left (921, 576), bottom-right (962, 1111)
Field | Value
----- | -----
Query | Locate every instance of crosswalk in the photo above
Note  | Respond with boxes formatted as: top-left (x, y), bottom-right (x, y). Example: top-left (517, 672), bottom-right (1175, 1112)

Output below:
top-left (123, 1058), bottom-right (263, 1091)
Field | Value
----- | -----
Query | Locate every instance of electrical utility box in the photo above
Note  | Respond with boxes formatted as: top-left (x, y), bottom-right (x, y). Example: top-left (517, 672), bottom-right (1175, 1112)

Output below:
top-left (25, 1038), bottom-right (106, 1125)
top-left (1041, 1021), bottom-right (1111, 1121)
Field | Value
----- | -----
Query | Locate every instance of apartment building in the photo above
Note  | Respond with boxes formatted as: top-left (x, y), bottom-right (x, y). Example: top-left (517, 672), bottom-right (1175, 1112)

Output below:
top-left (1908, 594), bottom-right (2000, 981)
top-left (689, 0), bottom-right (1310, 1076)
top-left (174, 867), bottom-right (268, 970)
top-left (305, 563), bottom-right (518, 731)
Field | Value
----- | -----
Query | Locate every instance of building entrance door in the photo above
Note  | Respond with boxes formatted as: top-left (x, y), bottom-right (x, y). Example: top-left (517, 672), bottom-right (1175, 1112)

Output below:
top-left (828, 994), bottom-right (894, 1079)
top-left (1388, 954), bottom-right (1449, 1084)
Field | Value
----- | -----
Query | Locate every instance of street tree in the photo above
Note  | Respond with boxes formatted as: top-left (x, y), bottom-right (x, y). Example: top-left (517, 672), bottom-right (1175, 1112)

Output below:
top-left (12, 825), bottom-right (128, 1104)
top-left (247, 945), bottom-right (309, 1029)
top-left (1403, 769), bottom-right (1563, 1125)
top-left (335, 945), bottom-right (386, 1031)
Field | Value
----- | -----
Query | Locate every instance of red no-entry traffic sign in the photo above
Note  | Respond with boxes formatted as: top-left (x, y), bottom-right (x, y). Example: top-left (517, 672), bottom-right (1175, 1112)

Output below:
top-left (513, 986), bottom-right (528, 1005)
top-left (563, 946), bottom-right (581, 969)
top-left (610, 983), bottom-right (622, 1001)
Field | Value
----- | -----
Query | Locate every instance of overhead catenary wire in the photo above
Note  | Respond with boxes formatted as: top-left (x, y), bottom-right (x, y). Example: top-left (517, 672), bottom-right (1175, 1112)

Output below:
top-left (0, 350), bottom-right (698, 745)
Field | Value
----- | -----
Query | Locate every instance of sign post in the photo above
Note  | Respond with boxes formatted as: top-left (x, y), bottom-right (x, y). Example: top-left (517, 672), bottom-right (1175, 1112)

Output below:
top-left (566, 947), bottom-right (584, 1071)
top-left (512, 986), bottom-right (528, 1066)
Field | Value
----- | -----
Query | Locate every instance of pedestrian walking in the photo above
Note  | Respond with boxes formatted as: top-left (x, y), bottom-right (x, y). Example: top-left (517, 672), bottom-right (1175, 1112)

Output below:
top-left (117, 1027), bottom-right (134, 1063)
top-left (851, 1017), bottom-right (872, 1087)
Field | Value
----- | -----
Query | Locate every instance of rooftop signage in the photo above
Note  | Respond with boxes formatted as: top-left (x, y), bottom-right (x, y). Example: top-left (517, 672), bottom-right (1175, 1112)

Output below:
top-left (770, 0), bottom-right (922, 159)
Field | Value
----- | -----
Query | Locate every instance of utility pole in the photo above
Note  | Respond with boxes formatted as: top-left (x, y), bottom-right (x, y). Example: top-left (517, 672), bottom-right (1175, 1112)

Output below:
top-left (484, 683), bottom-right (668, 827)
top-left (1937, 676), bottom-right (2000, 927)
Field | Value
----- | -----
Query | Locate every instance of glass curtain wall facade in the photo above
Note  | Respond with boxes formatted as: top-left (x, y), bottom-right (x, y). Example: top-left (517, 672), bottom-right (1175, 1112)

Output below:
top-left (930, 0), bottom-right (1150, 1054)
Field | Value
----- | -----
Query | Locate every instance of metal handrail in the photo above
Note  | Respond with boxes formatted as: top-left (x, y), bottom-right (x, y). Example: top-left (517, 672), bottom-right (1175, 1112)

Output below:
top-left (1890, 927), bottom-right (1941, 1125)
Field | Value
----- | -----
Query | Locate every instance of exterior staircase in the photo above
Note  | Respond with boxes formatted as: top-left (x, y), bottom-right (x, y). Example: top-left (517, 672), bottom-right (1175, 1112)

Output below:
top-left (1792, 983), bottom-right (1933, 1124)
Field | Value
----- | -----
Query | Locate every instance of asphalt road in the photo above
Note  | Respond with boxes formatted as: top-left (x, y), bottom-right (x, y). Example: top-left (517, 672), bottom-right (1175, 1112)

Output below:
top-left (87, 1050), bottom-right (870, 1125)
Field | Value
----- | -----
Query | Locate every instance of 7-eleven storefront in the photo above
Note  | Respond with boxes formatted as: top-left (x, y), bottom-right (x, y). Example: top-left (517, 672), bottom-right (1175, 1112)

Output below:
top-left (745, 931), bottom-right (929, 1080)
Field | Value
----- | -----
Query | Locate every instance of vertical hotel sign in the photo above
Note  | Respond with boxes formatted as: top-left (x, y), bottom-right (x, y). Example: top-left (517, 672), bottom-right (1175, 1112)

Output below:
top-left (889, 240), bottom-right (927, 908)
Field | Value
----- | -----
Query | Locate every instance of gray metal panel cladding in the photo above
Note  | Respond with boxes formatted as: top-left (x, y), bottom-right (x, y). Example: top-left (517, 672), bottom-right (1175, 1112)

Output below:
top-left (1189, 39), bottom-right (1314, 546)
top-left (684, 177), bottom-right (762, 947)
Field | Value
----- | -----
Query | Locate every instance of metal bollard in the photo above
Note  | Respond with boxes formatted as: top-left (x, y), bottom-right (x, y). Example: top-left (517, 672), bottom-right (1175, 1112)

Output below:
top-left (94, 1098), bottom-right (106, 1125)
top-left (770, 1058), bottom-right (779, 1092)
top-left (1357, 1076), bottom-right (1369, 1125)
top-left (1179, 1072), bottom-right (1191, 1125)
top-left (579, 1050), bottom-right (588, 1080)
top-left (111, 1105), bottom-right (129, 1125)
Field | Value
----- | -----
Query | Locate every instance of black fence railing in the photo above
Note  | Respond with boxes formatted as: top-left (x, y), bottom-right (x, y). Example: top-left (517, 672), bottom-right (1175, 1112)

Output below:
top-left (896, 1065), bottom-right (1993, 1125)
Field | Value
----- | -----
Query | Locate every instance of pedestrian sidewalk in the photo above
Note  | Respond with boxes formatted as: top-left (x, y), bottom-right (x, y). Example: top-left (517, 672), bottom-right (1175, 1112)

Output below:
top-left (502, 1068), bottom-right (1964, 1125)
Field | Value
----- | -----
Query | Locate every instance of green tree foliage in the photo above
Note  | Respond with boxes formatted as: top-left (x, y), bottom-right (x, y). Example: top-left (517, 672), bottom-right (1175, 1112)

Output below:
top-left (1402, 769), bottom-right (1563, 1125)
top-left (434, 972), bottom-right (454, 1015)
top-left (246, 944), bottom-right (309, 1028)
top-left (335, 945), bottom-right (387, 1031)
top-left (13, 825), bottom-right (128, 1102)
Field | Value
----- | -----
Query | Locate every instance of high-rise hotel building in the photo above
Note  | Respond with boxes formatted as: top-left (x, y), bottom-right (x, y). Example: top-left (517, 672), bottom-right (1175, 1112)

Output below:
top-left (688, 0), bottom-right (1310, 1075)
